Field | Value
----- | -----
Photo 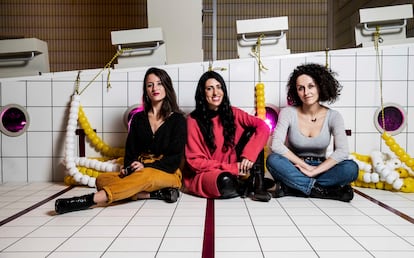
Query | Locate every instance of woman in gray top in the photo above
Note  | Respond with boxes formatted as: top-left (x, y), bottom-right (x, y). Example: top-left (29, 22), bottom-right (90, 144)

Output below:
top-left (266, 63), bottom-right (358, 202)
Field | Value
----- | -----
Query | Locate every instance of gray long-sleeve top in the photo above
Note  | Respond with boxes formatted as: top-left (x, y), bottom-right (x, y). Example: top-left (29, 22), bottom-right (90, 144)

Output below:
top-left (270, 106), bottom-right (350, 162)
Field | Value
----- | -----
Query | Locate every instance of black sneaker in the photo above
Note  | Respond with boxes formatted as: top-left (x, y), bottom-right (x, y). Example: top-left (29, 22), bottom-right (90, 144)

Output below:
top-left (150, 188), bottom-right (179, 203)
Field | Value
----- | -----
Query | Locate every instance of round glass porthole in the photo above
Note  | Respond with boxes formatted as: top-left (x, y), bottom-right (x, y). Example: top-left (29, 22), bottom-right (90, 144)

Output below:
top-left (123, 104), bottom-right (144, 129)
top-left (0, 104), bottom-right (30, 137)
top-left (255, 105), bottom-right (279, 132)
top-left (374, 103), bottom-right (406, 136)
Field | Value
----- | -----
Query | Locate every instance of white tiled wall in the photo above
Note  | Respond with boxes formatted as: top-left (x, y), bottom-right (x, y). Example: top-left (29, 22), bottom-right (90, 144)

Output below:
top-left (1, 43), bottom-right (413, 183)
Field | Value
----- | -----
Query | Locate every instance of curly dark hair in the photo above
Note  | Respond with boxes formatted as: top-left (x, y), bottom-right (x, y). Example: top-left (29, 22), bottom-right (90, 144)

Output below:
top-left (142, 67), bottom-right (181, 119)
top-left (190, 71), bottom-right (235, 154)
top-left (286, 63), bottom-right (342, 106)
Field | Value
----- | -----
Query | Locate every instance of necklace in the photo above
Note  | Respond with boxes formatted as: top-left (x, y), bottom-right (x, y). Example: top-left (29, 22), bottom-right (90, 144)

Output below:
top-left (311, 117), bottom-right (317, 122)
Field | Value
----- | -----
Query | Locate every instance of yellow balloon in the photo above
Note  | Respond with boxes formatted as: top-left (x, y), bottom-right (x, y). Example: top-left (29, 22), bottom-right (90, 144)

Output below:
top-left (400, 154), bottom-right (409, 162)
top-left (390, 144), bottom-right (399, 152)
top-left (256, 89), bottom-right (264, 96)
top-left (385, 137), bottom-right (395, 146)
top-left (256, 95), bottom-right (265, 103)
top-left (395, 148), bottom-right (404, 157)
top-left (257, 102), bottom-right (266, 109)
top-left (256, 83), bottom-right (264, 90)
top-left (381, 132), bottom-right (391, 140)
top-left (406, 158), bottom-right (414, 167)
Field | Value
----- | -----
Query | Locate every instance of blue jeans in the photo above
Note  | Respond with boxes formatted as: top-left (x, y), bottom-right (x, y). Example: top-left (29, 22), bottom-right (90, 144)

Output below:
top-left (266, 153), bottom-right (358, 195)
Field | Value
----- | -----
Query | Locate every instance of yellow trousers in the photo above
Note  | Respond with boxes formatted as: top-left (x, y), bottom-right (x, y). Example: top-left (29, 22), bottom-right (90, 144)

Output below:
top-left (96, 168), bottom-right (182, 204)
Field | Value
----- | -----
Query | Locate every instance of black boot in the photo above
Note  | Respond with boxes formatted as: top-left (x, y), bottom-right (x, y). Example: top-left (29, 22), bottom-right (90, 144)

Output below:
top-left (250, 165), bottom-right (272, 202)
top-left (150, 188), bottom-right (180, 203)
top-left (310, 183), bottom-right (354, 202)
top-left (270, 181), bottom-right (307, 198)
top-left (55, 193), bottom-right (96, 214)
top-left (217, 172), bottom-right (239, 199)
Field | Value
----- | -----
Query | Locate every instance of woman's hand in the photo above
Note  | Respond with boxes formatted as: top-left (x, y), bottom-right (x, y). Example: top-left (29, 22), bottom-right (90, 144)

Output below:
top-left (119, 161), bottom-right (145, 177)
top-left (238, 158), bottom-right (254, 177)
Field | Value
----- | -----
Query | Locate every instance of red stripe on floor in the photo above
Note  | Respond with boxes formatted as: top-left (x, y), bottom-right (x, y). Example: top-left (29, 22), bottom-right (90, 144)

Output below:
top-left (354, 188), bottom-right (414, 224)
top-left (202, 198), bottom-right (214, 258)
top-left (0, 185), bottom-right (74, 226)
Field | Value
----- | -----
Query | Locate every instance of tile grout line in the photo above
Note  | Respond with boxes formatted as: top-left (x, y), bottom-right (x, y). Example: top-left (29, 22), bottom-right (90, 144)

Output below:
top-left (0, 185), bottom-right (74, 227)
top-left (354, 188), bottom-right (414, 224)
top-left (202, 198), bottom-right (214, 258)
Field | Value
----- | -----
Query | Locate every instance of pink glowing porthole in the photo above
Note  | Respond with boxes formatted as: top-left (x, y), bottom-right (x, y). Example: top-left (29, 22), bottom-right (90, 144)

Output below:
top-left (255, 105), bottom-right (279, 132)
top-left (374, 103), bottom-right (406, 136)
top-left (123, 104), bottom-right (144, 130)
top-left (0, 104), bottom-right (30, 137)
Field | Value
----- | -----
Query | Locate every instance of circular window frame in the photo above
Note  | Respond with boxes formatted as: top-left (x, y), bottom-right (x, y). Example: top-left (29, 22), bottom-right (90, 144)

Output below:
top-left (374, 103), bottom-right (406, 136)
top-left (123, 104), bottom-right (143, 129)
top-left (0, 104), bottom-right (30, 137)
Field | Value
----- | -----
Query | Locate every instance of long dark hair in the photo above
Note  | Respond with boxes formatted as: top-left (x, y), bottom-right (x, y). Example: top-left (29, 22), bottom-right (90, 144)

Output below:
top-left (142, 67), bottom-right (181, 119)
top-left (287, 63), bottom-right (342, 106)
top-left (191, 71), bottom-right (235, 153)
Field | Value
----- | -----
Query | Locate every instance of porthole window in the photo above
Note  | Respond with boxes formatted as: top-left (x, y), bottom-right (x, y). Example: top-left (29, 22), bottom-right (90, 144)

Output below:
top-left (374, 103), bottom-right (406, 136)
top-left (123, 104), bottom-right (144, 129)
top-left (0, 104), bottom-right (30, 137)
top-left (256, 105), bottom-right (279, 132)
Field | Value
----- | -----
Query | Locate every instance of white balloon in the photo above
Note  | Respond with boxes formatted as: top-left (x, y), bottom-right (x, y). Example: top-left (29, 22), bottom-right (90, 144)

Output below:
top-left (371, 172), bottom-right (380, 183)
top-left (81, 175), bottom-right (90, 185)
top-left (363, 173), bottom-right (371, 183)
top-left (88, 177), bottom-right (96, 188)
top-left (393, 178), bottom-right (403, 190)
top-left (73, 172), bottom-right (82, 182)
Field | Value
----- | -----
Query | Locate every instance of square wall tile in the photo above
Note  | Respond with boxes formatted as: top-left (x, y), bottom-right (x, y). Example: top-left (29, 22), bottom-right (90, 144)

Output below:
top-left (102, 80), bottom-right (128, 107)
top-left (81, 107), bottom-right (103, 132)
top-left (263, 81), bottom-right (280, 108)
top-left (280, 56), bottom-right (306, 81)
top-left (2, 157), bottom-right (28, 182)
top-left (335, 107), bottom-right (356, 133)
top-left (334, 81), bottom-right (356, 107)
top-left (105, 70), bottom-right (128, 81)
top-left (127, 82), bottom-right (143, 108)
top-left (355, 133), bottom-right (381, 154)
top-left (102, 132), bottom-right (127, 150)
top-left (305, 54), bottom-right (326, 66)
top-left (407, 107), bottom-right (414, 132)
top-left (52, 107), bottom-right (70, 131)
top-left (79, 80), bottom-right (103, 107)
top-left (102, 107), bottom-right (127, 132)
top-left (330, 55), bottom-right (356, 81)
top-left (382, 55), bottom-right (408, 81)
top-left (127, 69), bottom-right (147, 82)
top-left (52, 131), bottom-right (69, 157)
top-left (28, 158), bottom-right (53, 181)
top-left (27, 81), bottom-right (52, 106)
top-left (409, 55), bottom-right (414, 81)
top-left (229, 59), bottom-right (255, 81)
top-left (1, 134), bottom-right (27, 156)
top-left (229, 81), bottom-right (255, 108)
top-left (356, 55), bottom-right (378, 81)
top-left (256, 57), bottom-right (280, 82)
top-left (382, 45), bottom-right (410, 55)
top-left (1, 81), bottom-right (26, 106)
top-left (27, 107), bottom-right (52, 131)
top-left (177, 63), bottom-right (204, 81)
top-left (178, 81), bottom-right (197, 107)
top-left (28, 132), bottom-right (53, 156)
top-left (407, 133), bottom-right (414, 155)
top-left (53, 157), bottom-right (67, 182)
top-left (356, 81), bottom-right (382, 107)
top-left (355, 107), bottom-right (378, 133)
top-left (378, 81), bottom-right (408, 107)
top-left (52, 80), bottom-right (76, 106)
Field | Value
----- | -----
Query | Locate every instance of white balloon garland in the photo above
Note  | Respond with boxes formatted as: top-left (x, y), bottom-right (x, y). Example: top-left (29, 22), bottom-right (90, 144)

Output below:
top-left (64, 94), bottom-right (121, 187)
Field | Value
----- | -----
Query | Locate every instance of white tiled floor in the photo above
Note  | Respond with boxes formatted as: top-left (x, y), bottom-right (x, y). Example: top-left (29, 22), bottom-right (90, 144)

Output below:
top-left (1, 182), bottom-right (414, 257)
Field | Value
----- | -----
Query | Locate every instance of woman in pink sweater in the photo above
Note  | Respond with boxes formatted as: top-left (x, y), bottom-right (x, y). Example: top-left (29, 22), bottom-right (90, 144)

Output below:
top-left (183, 71), bottom-right (272, 201)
